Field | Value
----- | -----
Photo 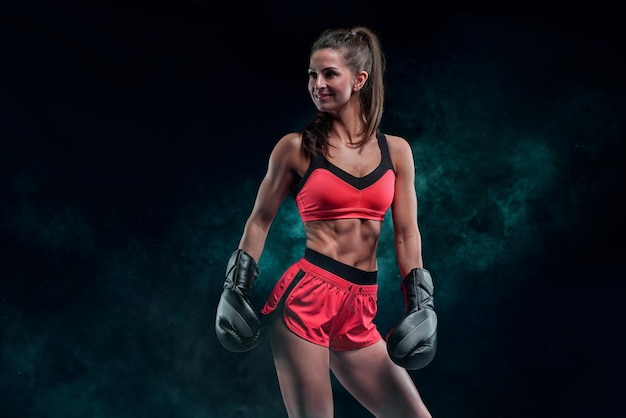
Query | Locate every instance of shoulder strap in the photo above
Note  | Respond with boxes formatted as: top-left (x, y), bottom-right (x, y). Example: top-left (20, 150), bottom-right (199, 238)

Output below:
top-left (292, 151), bottom-right (324, 195)
top-left (376, 131), bottom-right (395, 172)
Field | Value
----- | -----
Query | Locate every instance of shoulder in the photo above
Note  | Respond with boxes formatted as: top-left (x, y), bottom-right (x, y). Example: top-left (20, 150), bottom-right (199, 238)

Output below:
top-left (269, 132), bottom-right (301, 157)
top-left (272, 132), bottom-right (302, 153)
top-left (280, 132), bottom-right (302, 148)
top-left (268, 132), bottom-right (308, 173)
top-left (382, 133), bottom-right (414, 170)
top-left (383, 133), bottom-right (412, 155)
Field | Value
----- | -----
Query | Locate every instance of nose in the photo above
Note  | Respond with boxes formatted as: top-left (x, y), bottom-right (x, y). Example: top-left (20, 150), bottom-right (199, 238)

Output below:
top-left (314, 75), bottom-right (326, 90)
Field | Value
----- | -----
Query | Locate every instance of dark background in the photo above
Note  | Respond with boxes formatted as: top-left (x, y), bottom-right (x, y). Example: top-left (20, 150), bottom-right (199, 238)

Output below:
top-left (2, 1), bottom-right (625, 417)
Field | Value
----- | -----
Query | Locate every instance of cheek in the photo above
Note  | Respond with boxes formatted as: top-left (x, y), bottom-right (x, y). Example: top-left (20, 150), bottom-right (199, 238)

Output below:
top-left (340, 87), bottom-right (353, 100)
top-left (342, 81), bottom-right (355, 95)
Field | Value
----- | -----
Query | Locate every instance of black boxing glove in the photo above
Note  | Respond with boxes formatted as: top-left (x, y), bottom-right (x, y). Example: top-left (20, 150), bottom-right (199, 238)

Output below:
top-left (386, 268), bottom-right (437, 370)
top-left (215, 249), bottom-right (261, 352)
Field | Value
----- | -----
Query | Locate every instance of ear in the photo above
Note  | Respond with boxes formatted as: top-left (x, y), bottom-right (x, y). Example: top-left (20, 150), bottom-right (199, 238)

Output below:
top-left (353, 70), bottom-right (369, 91)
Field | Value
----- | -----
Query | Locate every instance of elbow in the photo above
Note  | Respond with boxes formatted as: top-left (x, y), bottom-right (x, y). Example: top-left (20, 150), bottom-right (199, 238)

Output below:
top-left (247, 207), bottom-right (278, 235)
top-left (246, 217), bottom-right (272, 236)
top-left (394, 227), bottom-right (421, 246)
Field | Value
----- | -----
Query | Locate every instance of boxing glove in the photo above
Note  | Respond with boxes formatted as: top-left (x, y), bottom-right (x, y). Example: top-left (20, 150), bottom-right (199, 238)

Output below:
top-left (215, 249), bottom-right (261, 352)
top-left (386, 268), bottom-right (437, 370)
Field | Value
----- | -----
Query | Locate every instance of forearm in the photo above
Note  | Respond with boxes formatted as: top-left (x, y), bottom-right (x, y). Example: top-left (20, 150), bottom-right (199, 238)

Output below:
top-left (237, 218), bottom-right (271, 263)
top-left (394, 231), bottom-right (423, 277)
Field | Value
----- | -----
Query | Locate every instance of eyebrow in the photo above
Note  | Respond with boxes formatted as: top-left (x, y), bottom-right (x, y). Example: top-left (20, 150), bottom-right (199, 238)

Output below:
top-left (308, 66), bottom-right (340, 72)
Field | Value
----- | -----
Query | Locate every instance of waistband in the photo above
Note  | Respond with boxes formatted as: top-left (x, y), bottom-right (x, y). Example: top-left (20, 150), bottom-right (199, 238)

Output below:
top-left (304, 248), bottom-right (378, 285)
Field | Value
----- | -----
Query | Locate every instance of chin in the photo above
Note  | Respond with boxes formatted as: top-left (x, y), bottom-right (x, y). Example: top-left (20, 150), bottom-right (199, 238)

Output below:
top-left (315, 102), bottom-right (338, 113)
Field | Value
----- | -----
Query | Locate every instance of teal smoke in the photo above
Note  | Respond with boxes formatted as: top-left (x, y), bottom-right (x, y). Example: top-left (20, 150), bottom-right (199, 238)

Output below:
top-left (1, 7), bottom-right (624, 418)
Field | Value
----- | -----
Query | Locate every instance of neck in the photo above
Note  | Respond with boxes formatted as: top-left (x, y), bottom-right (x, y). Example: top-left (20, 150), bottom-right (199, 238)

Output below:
top-left (327, 102), bottom-right (368, 146)
top-left (328, 123), bottom-right (365, 146)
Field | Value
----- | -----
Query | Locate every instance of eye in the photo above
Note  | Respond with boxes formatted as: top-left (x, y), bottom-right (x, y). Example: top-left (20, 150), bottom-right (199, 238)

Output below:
top-left (308, 71), bottom-right (317, 79)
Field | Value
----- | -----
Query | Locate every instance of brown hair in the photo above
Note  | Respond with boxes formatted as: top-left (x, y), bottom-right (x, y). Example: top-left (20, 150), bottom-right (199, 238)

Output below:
top-left (301, 26), bottom-right (386, 157)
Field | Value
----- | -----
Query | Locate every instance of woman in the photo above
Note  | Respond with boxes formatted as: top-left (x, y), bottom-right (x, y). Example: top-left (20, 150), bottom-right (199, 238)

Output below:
top-left (216, 26), bottom-right (437, 418)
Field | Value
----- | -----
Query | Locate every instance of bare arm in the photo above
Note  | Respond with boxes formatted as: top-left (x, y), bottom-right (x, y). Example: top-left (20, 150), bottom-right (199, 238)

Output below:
top-left (388, 135), bottom-right (424, 277)
top-left (237, 133), bottom-right (301, 262)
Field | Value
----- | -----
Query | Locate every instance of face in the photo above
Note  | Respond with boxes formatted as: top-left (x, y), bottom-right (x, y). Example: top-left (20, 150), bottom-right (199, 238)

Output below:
top-left (308, 48), bottom-right (366, 113)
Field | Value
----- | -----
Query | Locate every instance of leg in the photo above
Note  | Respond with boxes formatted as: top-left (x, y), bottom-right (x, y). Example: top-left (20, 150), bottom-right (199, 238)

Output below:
top-left (268, 313), bottom-right (334, 418)
top-left (330, 339), bottom-right (432, 418)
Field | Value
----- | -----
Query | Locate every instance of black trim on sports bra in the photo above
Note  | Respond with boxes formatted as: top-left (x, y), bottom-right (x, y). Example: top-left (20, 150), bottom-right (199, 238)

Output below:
top-left (294, 132), bottom-right (394, 195)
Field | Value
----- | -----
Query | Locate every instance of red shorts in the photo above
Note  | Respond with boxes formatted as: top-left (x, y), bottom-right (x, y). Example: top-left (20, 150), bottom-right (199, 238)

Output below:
top-left (261, 248), bottom-right (381, 351)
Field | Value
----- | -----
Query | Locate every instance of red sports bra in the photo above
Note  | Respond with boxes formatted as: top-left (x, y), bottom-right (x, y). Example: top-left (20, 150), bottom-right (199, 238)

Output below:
top-left (294, 132), bottom-right (396, 222)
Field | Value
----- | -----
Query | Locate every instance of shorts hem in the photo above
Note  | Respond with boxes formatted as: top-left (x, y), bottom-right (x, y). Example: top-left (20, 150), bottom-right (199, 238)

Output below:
top-left (281, 312), bottom-right (383, 352)
top-left (330, 334), bottom-right (382, 352)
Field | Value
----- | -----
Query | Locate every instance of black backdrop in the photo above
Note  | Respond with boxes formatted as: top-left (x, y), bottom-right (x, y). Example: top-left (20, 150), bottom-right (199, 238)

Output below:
top-left (2, 1), bottom-right (625, 417)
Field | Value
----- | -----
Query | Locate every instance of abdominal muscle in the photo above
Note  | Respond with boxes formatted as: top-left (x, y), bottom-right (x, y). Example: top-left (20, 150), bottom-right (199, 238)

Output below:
top-left (303, 218), bottom-right (382, 271)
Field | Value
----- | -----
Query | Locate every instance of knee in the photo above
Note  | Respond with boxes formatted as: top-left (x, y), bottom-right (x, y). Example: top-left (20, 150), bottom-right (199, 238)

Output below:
top-left (419, 409), bottom-right (432, 418)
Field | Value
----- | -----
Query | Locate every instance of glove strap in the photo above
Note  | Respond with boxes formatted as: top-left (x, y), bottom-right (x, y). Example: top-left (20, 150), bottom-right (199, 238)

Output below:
top-left (225, 249), bottom-right (259, 294)
top-left (401, 268), bottom-right (435, 311)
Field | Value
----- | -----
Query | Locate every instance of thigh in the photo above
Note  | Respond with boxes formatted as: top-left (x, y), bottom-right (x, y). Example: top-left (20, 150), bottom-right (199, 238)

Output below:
top-left (268, 313), bottom-right (334, 418)
top-left (330, 340), bottom-right (432, 418)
